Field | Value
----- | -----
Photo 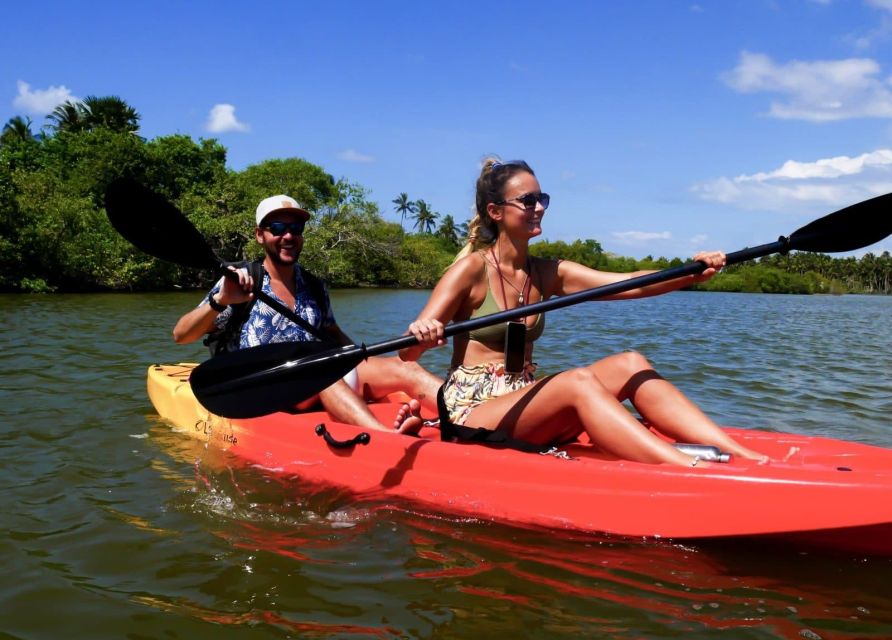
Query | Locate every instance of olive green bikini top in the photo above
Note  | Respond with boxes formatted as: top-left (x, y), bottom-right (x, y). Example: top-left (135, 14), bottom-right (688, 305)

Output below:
top-left (467, 263), bottom-right (545, 347)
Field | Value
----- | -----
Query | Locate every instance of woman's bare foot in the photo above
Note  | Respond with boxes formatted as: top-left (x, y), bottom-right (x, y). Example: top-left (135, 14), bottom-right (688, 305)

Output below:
top-left (394, 399), bottom-right (423, 435)
top-left (726, 444), bottom-right (770, 464)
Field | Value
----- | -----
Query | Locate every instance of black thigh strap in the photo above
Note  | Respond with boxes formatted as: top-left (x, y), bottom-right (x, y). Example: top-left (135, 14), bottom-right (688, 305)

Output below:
top-left (436, 384), bottom-right (545, 453)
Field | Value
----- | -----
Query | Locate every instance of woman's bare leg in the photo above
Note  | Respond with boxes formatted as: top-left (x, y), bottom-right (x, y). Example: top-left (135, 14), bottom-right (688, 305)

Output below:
top-left (588, 352), bottom-right (767, 461)
top-left (462, 367), bottom-right (696, 466)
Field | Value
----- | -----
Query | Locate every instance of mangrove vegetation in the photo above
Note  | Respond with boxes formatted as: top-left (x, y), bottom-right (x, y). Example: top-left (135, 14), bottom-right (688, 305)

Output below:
top-left (1, 97), bottom-right (890, 294)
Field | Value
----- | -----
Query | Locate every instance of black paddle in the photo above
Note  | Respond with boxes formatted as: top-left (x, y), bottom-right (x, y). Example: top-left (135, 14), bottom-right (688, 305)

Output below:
top-left (189, 192), bottom-right (892, 418)
top-left (104, 178), bottom-right (332, 343)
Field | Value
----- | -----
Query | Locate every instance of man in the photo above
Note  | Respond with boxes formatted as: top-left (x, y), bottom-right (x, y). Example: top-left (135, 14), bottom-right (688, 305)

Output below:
top-left (173, 194), bottom-right (442, 433)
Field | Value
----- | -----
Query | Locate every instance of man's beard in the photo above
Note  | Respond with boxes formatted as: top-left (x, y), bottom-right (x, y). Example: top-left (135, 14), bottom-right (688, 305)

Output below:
top-left (264, 244), bottom-right (300, 266)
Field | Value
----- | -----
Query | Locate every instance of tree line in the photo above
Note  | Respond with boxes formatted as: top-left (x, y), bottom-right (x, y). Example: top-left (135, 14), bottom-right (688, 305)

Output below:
top-left (527, 239), bottom-right (892, 295)
top-left (1, 96), bottom-right (889, 294)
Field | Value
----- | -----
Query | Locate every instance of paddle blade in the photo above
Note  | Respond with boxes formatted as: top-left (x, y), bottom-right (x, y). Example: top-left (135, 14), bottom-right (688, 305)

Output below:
top-left (190, 341), bottom-right (366, 418)
top-left (789, 192), bottom-right (892, 253)
top-left (105, 177), bottom-right (220, 270)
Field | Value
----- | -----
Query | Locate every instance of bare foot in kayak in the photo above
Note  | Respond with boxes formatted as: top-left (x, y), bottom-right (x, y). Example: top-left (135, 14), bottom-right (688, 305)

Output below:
top-left (728, 445), bottom-right (770, 464)
top-left (394, 399), bottom-right (423, 435)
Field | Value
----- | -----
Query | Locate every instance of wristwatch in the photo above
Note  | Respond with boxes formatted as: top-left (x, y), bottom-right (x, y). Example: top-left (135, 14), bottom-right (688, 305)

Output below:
top-left (208, 295), bottom-right (227, 312)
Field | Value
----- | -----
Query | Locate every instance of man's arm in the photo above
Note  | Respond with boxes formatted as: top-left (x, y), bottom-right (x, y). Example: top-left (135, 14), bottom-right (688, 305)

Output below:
top-left (173, 269), bottom-right (254, 344)
top-left (173, 295), bottom-right (225, 344)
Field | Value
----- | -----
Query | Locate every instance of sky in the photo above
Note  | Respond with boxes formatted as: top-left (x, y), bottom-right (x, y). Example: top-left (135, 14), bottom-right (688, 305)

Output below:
top-left (3, 0), bottom-right (892, 259)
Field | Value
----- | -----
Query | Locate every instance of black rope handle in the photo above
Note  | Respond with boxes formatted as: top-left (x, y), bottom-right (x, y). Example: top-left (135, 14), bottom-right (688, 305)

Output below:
top-left (315, 423), bottom-right (371, 448)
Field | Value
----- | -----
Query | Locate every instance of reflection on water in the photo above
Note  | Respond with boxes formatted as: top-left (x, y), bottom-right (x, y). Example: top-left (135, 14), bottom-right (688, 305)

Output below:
top-left (148, 398), bottom-right (892, 638)
top-left (1, 291), bottom-right (890, 638)
top-left (156, 428), bottom-right (892, 639)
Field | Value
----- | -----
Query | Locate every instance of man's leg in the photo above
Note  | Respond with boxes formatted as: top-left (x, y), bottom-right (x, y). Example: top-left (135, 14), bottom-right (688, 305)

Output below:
top-left (317, 378), bottom-right (427, 435)
top-left (317, 379), bottom-right (390, 432)
top-left (355, 356), bottom-right (442, 412)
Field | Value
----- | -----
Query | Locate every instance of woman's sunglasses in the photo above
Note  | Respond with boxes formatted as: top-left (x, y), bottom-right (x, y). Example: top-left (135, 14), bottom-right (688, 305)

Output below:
top-left (262, 220), bottom-right (306, 236)
top-left (495, 192), bottom-right (550, 210)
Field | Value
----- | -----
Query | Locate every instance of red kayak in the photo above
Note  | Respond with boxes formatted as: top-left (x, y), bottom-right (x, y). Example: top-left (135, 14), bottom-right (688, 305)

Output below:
top-left (148, 363), bottom-right (892, 555)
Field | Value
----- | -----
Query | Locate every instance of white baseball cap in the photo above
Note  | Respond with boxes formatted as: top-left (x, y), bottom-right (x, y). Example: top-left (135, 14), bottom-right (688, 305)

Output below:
top-left (255, 195), bottom-right (311, 226)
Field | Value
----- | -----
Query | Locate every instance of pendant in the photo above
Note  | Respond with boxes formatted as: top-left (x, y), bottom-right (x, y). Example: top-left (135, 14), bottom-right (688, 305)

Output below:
top-left (518, 294), bottom-right (524, 304)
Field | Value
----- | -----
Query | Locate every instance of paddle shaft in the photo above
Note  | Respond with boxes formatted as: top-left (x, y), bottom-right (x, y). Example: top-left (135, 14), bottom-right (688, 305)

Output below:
top-left (194, 237), bottom-right (787, 398)
top-left (356, 237), bottom-right (789, 358)
top-left (188, 185), bottom-right (892, 417)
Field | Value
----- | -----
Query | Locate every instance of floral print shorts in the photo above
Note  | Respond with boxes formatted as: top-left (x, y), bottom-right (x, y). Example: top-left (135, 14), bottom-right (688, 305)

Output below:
top-left (441, 361), bottom-right (537, 425)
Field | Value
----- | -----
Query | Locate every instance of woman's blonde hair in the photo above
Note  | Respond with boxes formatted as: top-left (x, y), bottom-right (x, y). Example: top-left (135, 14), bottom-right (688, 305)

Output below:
top-left (451, 157), bottom-right (535, 264)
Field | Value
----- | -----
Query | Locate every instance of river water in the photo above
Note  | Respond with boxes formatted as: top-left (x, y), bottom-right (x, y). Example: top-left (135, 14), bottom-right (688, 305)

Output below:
top-left (1, 290), bottom-right (890, 639)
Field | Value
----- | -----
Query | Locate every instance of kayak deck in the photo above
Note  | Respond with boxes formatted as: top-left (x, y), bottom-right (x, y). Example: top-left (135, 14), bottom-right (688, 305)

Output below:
top-left (147, 363), bottom-right (892, 555)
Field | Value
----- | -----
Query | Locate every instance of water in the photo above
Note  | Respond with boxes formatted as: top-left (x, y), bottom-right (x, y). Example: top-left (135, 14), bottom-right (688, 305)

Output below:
top-left (1, 290), bottom-right (890, 639)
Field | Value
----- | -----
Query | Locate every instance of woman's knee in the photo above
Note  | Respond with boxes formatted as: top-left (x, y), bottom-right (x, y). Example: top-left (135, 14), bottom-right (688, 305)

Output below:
top-left (561, 366), bottom-right (607, 394)
top-left (609, 350), bottom-right (653, 376)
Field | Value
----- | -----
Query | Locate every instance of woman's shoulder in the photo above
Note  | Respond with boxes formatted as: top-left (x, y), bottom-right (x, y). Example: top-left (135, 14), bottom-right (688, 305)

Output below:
top-left (449, 250), bottom-right (488, 278)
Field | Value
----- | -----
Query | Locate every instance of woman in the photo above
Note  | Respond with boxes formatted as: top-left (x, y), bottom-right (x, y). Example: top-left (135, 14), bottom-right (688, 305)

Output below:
top-left (400, 158), bottom-right (766, 466)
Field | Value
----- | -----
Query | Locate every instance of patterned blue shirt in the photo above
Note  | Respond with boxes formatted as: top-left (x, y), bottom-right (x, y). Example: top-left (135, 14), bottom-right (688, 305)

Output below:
top-left (203, 265), bottom-right (336, 352)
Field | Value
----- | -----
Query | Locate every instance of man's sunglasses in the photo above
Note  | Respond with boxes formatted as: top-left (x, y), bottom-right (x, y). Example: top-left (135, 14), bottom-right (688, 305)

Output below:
top-left (495, 192), bottom-right (550, 210)
top-left (262, 220), bottom-right (306, 236)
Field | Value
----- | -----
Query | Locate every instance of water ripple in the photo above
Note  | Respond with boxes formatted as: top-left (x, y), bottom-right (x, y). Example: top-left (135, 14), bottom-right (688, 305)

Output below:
top-left (1, 291), bottom-right (891, 639)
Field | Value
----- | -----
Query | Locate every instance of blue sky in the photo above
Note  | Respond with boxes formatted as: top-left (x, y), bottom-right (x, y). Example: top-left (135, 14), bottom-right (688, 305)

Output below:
top-left (3, 0), bottom-right (892, 258)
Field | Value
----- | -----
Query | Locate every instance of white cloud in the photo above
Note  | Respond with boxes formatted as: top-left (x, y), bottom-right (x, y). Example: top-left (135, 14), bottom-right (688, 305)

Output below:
top-left (867, 0), bottom-right (892, 11)
top-left (336, 149), bottom-right (376, 163)
top-left (721, 51), bottom-right (892, 121)
top-left (692, 149), bottom-right (892, 211)
top-left (846, 13), bottom-right (892, 50)
top-left (13, 80), bottom-right (76, 114)
top-left (689, 233), bottom-right (709, 246)
top-left (741, 149), bottom-right (892, 180)
top-left (206, 104), bottom-right (249, 133)
top-left (612, 230), bottom-right (672, 243)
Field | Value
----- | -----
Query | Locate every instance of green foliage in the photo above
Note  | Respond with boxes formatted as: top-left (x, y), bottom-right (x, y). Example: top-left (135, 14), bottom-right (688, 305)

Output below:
top-left (301, 207), bottom-right (403, 287)
top-left (144, 135), bottom-right (227, 201)
top-left (1, 116), bottom-right (34, 146)
top-left (392, 192), bottom-right (416, 229)
top-left (696, 259), bottom-right (844, 294)
top-left (80, 95), bottom-right (141, 133)
top-left (411, 199), bottom-right (438, 234)
top-left (234, 157), bottom-right (337, 214)
top-left (48, 96), bottom-right (140, 134)
top-left (435, 214), bottom-right (462, 248)
top-left (531, 239), bottom-right (607, 268)
top-left (394, 234), bottom-right (456, 287)
top-left (0, 95), bottom-right (889, 295)
top-left (48, 100), bottom-right (88, 133)
top-left (42, 128), bottom-right (148, 205)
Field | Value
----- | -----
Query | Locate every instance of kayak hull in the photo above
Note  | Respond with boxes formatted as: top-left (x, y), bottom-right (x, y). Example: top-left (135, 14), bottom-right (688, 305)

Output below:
top-left (148, 364), bottom-right (892, 555)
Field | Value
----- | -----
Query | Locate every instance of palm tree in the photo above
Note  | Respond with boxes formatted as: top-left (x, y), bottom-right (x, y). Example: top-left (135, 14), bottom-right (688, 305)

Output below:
top-left (457, 220), bottom-right (469, 243)
top-left (436, 214), bottom-right (461, 247)
top-left (47, 100), bottom-right (87, 133)
top-left (391, 192), bottom-right (416, 229)
top-left (0, 116), bottom-right (33, 145)
top-left (81, 95), bottom-right (141, 133)
top-left (412, 199), bottom-right (439, 234)
top-left (47, 96), bottom-right (141, 134)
